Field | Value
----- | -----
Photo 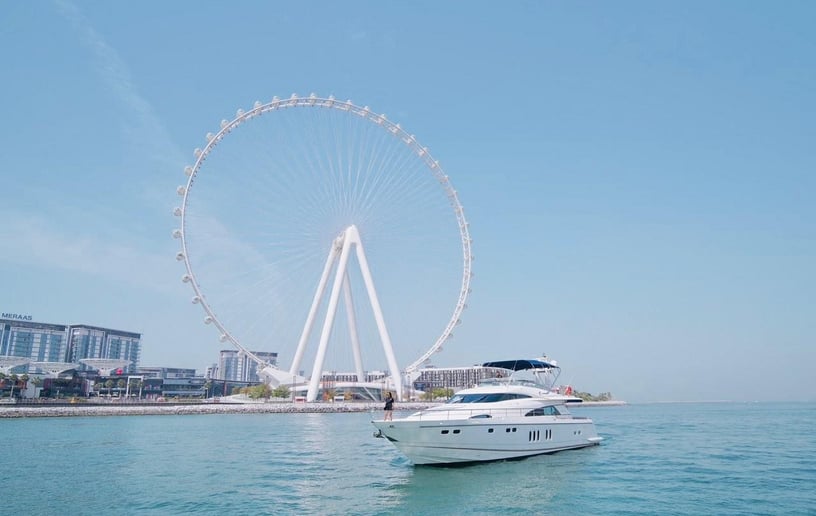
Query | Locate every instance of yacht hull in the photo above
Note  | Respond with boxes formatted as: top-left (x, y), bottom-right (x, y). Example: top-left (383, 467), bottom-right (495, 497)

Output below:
top-left (372, 417), bottom-right (601, 465)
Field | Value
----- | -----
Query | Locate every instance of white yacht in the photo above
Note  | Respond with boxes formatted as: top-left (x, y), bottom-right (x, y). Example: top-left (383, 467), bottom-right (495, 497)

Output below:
top-left (372, 358), bottom-right (602, 465)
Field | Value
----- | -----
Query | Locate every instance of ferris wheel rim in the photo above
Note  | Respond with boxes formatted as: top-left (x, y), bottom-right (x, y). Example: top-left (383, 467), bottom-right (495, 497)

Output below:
top-left (173, 93), bottom-right (473, 373)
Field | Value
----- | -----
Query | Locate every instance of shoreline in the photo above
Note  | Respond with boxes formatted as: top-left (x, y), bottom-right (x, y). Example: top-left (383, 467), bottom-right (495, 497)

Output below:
top-left (575, 400), bottom-right (627, 407)
top-left (0, 399), bottom-right (627, 418)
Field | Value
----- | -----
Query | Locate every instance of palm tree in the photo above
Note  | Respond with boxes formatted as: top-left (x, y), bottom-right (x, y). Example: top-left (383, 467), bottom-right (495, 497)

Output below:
top-left (9, 374), bottom-right (19, 398)
top-left (133, 380), bottom-right (144, 399)
top-left (31, 376), bottom-right (43, 398)
top-left (203, 381), bottom-right (212, 399)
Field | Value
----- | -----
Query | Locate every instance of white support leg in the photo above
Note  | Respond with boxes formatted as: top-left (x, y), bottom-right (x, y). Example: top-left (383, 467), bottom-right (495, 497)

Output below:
top-left (348, 225), bottom-right (403, 401)
top-left (306, 232), bottom-right (353, 402)
top-left (290, 237), bottom-right (342, 377)
top-left (343, 271), bottom-right (365, 383)
top-left (294, 225), bottom-right (403, 402)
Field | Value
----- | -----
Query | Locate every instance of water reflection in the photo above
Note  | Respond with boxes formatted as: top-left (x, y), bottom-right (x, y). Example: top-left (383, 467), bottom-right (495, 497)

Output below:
top-left (387, 449), bottom-right (592, 514)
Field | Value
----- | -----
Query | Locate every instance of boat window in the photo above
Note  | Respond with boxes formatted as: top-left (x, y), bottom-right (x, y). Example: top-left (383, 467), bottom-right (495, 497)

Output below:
top-left (447, 393), bottom-right (532, 404)
top-left (525, 405), bottom-right (560, 417)
top-left (469, 414), bottom-right (492, 419)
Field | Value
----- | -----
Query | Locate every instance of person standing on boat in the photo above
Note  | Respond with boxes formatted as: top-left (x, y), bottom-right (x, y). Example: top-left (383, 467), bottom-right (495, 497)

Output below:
top-left (384, 391), bottom-right (394, 421)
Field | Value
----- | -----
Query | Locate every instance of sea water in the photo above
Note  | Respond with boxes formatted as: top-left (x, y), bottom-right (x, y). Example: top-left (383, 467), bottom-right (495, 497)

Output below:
top-left (3, 402), bottom-right (814, 515)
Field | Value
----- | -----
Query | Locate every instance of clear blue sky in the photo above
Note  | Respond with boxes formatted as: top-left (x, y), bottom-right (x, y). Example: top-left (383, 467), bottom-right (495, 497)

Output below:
top-left (1, 1), bottom-right (813, 402)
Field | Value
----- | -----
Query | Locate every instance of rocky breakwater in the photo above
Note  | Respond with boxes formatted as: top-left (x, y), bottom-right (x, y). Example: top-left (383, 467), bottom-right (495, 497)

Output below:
top-left (0, 401), bottom-right (437, 418)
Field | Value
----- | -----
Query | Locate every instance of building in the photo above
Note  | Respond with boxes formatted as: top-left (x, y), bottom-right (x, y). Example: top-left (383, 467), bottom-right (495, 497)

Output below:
top-left (216, 349), bottom-right (277, 383)
top-left (0, 316), bottom-right (141, 374)
top-left (136, 367), bottom-right (197, 379)
top-left (412, 365), bottom-right (502, 393)
top-left (133, 367), bottom-right (204, 399)
top-left (0, 319), bottom-right (68, 364)
top-left (320, 370), bottom-right (388, 383)
top-left (67, 325), bottom-right (141, 372)
top-left (160, 377), bottom-right (207, 398)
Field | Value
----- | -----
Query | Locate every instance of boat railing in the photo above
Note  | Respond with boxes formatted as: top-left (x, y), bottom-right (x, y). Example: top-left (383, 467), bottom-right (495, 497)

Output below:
top-left (411, 407), bottom-right (574, 421)
top-left (477, 370), bottom-right (559, 391)
top-left (477, 377), bottom-right (546, 388)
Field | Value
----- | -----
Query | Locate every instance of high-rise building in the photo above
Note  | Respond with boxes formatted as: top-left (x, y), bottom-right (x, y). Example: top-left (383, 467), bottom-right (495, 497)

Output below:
top-left (0, 319), bottom-right (68, 363)
top-left (67, 325), bottom-right (141, 372)
top-left (0, 316), bottom-right (141, 373)
top-left (216, 349), bottom-right (277, 382)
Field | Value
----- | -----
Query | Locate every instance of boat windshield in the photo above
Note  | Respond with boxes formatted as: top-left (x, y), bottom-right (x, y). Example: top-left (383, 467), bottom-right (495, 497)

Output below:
top-left (447, 393), bottom-right (531, 404)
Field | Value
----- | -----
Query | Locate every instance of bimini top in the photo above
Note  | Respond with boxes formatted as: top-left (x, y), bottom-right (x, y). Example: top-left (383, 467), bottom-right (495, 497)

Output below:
top-left (481, 359), bottom-right (558, 371)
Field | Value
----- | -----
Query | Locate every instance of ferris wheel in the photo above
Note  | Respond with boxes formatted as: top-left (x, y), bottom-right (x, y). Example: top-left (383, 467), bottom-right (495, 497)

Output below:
top-left (173, 94), bottom-right (472, 398)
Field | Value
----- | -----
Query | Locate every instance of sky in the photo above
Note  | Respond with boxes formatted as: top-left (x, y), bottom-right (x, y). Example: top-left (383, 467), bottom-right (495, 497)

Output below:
top-left (1, 1), bottom-right (814, 403)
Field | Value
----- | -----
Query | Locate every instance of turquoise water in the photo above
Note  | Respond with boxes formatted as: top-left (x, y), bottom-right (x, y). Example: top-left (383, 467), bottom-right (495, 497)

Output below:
top-left (4, 402), bottom-right (814, 515)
